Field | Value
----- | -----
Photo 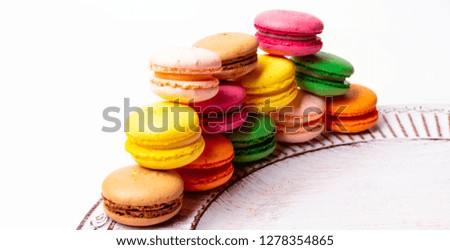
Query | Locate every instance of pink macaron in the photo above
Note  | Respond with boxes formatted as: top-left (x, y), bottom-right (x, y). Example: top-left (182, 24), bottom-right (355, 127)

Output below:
top-left (149, 47), bottom-right (222, 103)
top-left (271, 90), bottom-right (325, 143)
top-left (190, 83), bottom-right (248, 134)
top-left (254, 10), bottom-right (324, 56)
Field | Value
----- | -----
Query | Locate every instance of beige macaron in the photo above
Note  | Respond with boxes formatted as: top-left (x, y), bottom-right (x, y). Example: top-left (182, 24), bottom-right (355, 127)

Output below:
top-left (193, 32), bottom-right (258, 80)
top-left (101, 165), bottom-right (184, 227)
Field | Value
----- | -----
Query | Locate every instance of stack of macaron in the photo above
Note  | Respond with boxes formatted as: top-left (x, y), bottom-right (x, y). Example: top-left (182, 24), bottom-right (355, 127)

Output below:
top-left (100, 9), bottom-right (380, 227)
top-left (253, 9), bottom-right (379, 141)
top-left (101, 33), bottom-right (263, 227)
top-left (192, 33), bottom-right (282, 163)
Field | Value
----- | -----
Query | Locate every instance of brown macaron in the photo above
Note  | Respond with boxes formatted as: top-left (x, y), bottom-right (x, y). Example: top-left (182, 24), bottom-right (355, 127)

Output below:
top-left (101, 165), bottom-right (184, 227)
top-left (193, 32), bottom-right (258, 80)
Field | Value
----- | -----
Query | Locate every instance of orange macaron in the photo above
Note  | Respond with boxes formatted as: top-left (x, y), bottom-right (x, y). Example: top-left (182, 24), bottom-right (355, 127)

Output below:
top-left (326, 84), bottom-right (379, 133)
top-left (176, 134), bottom-right (234, 192)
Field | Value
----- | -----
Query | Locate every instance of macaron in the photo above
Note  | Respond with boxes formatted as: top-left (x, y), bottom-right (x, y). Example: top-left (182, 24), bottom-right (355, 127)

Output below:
top-left (176, 134), bottom-right (234, 192)
top-left (254, 10), bottom-right (324, 56)
top-left (190, 83), bottom-right (248, 134)
top-left (193, 32), bottom-right (258, 80)
top-left (271, 90), bottom-right (325, 143)
top-left (239, 54), bottom-right (298, 113)
top-left (149, 47), bottom-right (222, 103)
top-left (101, 165), bottom-right (184, 227)
top-left (226, 113), bottom-right (276, 163)
top-left (326, 84), bottom-right (379, 133)
top-left (291, 51), bottom-right (354, 96)
top-left (125, 101), bottom-right (205, 169)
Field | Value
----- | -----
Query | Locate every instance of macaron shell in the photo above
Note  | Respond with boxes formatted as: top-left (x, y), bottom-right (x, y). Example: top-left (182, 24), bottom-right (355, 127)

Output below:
top-left (326, 84), bottom-right (378, 117)
top-left (125, 136), bottom-right (205, 169)
top-left (191, 83), bottom-right (246, 114)
top-left (104, 204), bottom-right (181, 227)
top-left (102, 165), bottom-right (183, 206)
top-left (149, 47), bottom-right (221, 74)
top-left (240, 54), bottom-right (295, 94)
top-left (182, 134), bottom-right (234, 169)
top-left (193, 32), bottom-right (258, 63)
top-left (273, 89), bottom-right (325, 125)
top-left (254, 10), bottom-right (324, 36)
top-left (275, 118), bottom-right (325, 143)
top-left (296, 74), bottom-right (350, 96)
top-left (291, 51), bottom-right (355, 79)
top-left (327, 109), bottom-right (379, 133)
top-left (125, 102), bottom-right (200, 148)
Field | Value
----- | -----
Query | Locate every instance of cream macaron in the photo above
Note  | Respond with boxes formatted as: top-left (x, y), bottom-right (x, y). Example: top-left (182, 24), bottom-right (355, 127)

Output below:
top-left (149, 47), bottom-right (222, 103)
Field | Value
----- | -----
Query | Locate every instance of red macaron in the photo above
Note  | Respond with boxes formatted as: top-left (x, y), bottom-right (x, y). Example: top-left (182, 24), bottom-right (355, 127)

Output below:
top-left (190, 83), bottom-right (248, 134)
top-left (254, 10), bottom-right (324, 56)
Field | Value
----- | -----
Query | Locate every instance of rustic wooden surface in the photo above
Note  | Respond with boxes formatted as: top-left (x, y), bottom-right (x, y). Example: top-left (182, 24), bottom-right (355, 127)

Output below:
top-left (77, 105), bottom-right (450, 230)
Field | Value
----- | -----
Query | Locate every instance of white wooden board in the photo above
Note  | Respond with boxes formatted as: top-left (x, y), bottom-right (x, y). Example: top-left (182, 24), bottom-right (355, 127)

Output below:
top-left (77, 105), bottom-right (450, 230)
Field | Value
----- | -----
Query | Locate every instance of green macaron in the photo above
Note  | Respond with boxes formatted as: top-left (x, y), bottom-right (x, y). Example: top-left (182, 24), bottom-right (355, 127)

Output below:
top-left (226, 113), bottom-right (276, 163)
top-left (291, 51), bottom-right (354, 96)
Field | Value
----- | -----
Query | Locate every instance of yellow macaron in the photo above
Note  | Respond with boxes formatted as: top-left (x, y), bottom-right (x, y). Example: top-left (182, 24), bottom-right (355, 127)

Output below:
top-left (238, 54), bottom-right (298, 113)
top-left (125, 101), bottom-right (205, 169)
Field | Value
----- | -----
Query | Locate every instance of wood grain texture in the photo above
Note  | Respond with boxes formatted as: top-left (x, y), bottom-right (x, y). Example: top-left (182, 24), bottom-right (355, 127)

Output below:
top-left (198, 140), bottom-right (450, 229)
top-left (77, 105), bottom-right (450, 230)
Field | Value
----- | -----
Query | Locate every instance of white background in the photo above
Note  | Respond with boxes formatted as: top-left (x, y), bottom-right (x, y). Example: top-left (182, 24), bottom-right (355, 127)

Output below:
top-left (0, 0), bottom-right (449, 230)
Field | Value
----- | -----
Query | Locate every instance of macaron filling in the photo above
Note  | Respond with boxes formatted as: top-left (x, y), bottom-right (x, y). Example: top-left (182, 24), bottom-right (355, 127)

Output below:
top-left (222, 53), bottom-right (257, 71)
top-left (256, 31), bottom-right (318, 41)
top-left (274, 108), bottom-right (324, 126)
top-left (177, 162), bottom-right (234, 185)
top-left (229, 130), bottom-right (275, 148)
top-left (233, 137), bottom-right (277, 163)
top-left (151, 76), bottom-right (219, 90)
top-left (255, 32), bottom-right (322, 47)
top-left (154, 72), bottom-right (217, 81)
top-left (102, 193), bottom-right (183, 219)
top-left (150, 64), bottom-right (222, 75)
top-left (296, 73), bottom-right (350, 96)
top-left (245, 80), bottom-right (298, 112)
top-left (295, 67), bottom-right (347, 82)
top-left (326, 109), bottom-right (379, 132)
top-left (200, 108), bottom-right (248, 134)
top-left (276, 117), bottom-right (324, 134)
top-left (297, 73), bottom-right (350, 86)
